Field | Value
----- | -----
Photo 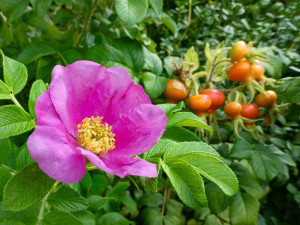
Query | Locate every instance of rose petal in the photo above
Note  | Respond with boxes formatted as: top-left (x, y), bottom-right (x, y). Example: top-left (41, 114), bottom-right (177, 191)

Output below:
top-left (28, 126), bottom-right (86, 184)
top-left (50, 61), bottom-right (111, 136)
top-left (81, 148), bottom-right (157, 178)
top-left (106, 104), bottom-right (167, 164)
top-left (101, 67), bottom-right (151, 124)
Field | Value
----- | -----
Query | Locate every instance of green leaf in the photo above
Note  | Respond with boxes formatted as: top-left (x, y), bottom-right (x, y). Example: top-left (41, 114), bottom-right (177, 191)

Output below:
top-left (3, 163), bottom-right (55, 211)
top-left (115, 0), bottom-right (148, 25)
top-left (167, 112), bottom-right (213, 133)
top-left (0, 105), bottom-right (35, 139)
top-left (16, 43), bottom-right (56, 64)
top-left (72, 210), bottom-right (95, 225)
top-left (161, 158), bottom-right (207, 208)
top-left (204, 43), bottom-right (213, 73)
top-left (138, 192), bottom-right (163, 207)
top-left (88, 174), bottom-right (107, 196)
top-left (184, 46), bottom-right (199, 72)
top-left (43, 211), bottom-right (84, 225)
top-left (0, 138), bottom-right (12, 164)
top-left (107, 181), bottom-right (130, 198)
top-left (238, 174), bottom-right (264, 199)
top-left (1, 50), bottom-right (28, 95)
top-left (0, 168), bottom-right (12, 199)
top-left (230, 192), bottom-right (260, 225)
top-left (164, 141), bottom-right (220, 158)
top-left (48, 186), bottom-right (88, 212)
top-left (0, 80), bottom-right (11, 100)
top-left (0, 221), bottom-right (25, 225)
top-left (264, 55), bottom-right (283, 79)
top-left (156, 102), bottom-right (184, 116)
top-left (251, 150), bottom-right (278, 182)
top-left (0, 0), bottom-right (30, 22)
top-left (28, 80), bottom-right (47, 120)
top-left (231, 140), bottom-right (254, 159)
top-left (172, 152), bottom-right (238, 196)
top-left (162, 126), bottom-right (201, 142)
top-left (16, 144), bottom-right (34, 170)
top-left (140, 207), bottom-right (162, 225)
top-left (144, 139), bottom-right (175, 159)
top-left (204, 214), bottom-right (222, 225)
top-left (283, 76), bottom-right (300, 103)
top-left (97, 212), bottom-right (134, 225)
top-left (142, 72), bottom-right (168, 98)
top-left (163, 56), bottom-right (181, 76)
top-left (113, 38), bottom-right (144, 72)
top-left (30, 0), bottom-right (52, 17)
top-left (205, 182), bottom-right (230, 213)
top-left (120, 195), bottom-right (138, 217)
top-left (143, 47), bottom-right (163, 75)
top-left (149, 0), bottom-right (163, 16)
top-left (86, 44), bottom-right (125, 67)
top-left (161, 13), bottom-right (178, 37)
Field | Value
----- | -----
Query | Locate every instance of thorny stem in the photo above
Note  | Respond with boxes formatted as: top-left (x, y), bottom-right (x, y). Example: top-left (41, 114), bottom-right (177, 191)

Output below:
top-left (74, 0), bottom-right (98, 47)
top-left (161, 178), bottom-right (169, 220)
top-left (10, 92), bottom-right (25, 111)
top-left (36, 181), bottom-right (60, 225)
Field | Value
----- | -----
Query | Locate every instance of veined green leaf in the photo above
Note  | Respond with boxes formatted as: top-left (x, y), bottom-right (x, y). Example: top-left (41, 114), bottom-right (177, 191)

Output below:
top-left (161, 158), bottom-right (207, 208)
top-left (0, 105), bottom-right (35, 139)
top-left (115, 0), bottom-right (148, 25)
top-left (3, 163), bottom-right (55, 211)
top-left (142, 72), bottom-right (168, 98)
top-left (28, 80), bottom-right (47, 120)
top-left (149, 0), bottom-right (163, 16)
top-left (0, 80), bottom-right (11, 100)
top-left (230, 192), bottom-right (260, 225)
top-left (43, 211), bottom-right (84, 225)
top-left (1, 50), bottom-right (28, 95)
top-left (167, 112), bottom-right (213, 133)
top-left (184, 46), bottom-right (199, 72)
top-left (144, 139), bottom-right (176, 159)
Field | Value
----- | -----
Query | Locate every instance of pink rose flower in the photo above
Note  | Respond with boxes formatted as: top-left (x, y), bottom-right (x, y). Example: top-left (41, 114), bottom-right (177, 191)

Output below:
top-left (27, 61), bottom-right (167, 183)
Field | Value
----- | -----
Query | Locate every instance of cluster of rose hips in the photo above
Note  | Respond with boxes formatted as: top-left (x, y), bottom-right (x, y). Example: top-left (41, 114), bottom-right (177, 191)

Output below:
top-left (164, 41), bottom-right (280, 137)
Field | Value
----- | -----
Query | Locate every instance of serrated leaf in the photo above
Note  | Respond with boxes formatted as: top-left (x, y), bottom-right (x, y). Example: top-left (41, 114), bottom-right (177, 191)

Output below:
top-left (251, 150), bottom-right (278, 182)
top-left (162, 126), bottom-right (201, 142)
top-left (167, 112), bottom-right (213, 133)
top-left (17, 43), bottom-right (56, 64)
top-left (283, 76), bottom-right (300, 103)
top-left (120, 195), bottom-right (138, 217)
top-left (161, 158), bottom-right (207, 208)
top-left (0, 138), bottom-right (12, 164)
top-left (164, 141), bottom-right (220, 158)
top-left (3, 163), bottom-right (55, 211)
top-left (48, 186), bottom-right (88, 212)
top-left (144, 139), bottom-right (175, 159)
top-left (1, 50), bottom-right (28, 95)
top-left (107, 181), bottom-right (130, 198)
top-left (0, 105), bottom-right (35, 139)
top-left (173, 151), bottom-right (238, 196)
top-left (149, 0), bottom-right (163, 16)
top-left (205, 182), bottom-right (230, 213)
top-left (88, 174), bottom-right (107, 196)
top-left (16, 143), bottom-right (34, 170)
top-left (184, 46), bottom-right (199, 72)
top-left (97, 212), bottom-right (134, 225)
top-left (43, 211), bottom-right (84, 225)
top-left (142, 72), bottom-right (168, 98)
top-left (138, 192), bottom-right (163, 207)
top-left (113, 38), bottom-right (145, 72)
top-left (28, 79), bottom-right (47, 120)
top-left (0, 80), bottom-right (11, 100)
top-left (143, 47), bottom-right (163, 75)
top-left (230, 192), bottom-right (260, 225)
top-left (115, 0), bottom-right (148, 25)
top-left (161, 13), bottom-right (178, 37)
top-left (72, 210), bottom-right (95, 225)
top-left (204, 214), bottom-right (222, 225)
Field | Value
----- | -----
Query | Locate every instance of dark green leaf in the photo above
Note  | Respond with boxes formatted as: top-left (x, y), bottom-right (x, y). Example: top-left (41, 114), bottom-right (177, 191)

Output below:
top-left (3, 163), bottom-right (55, 211)
top-left (16, 144), bottom-right (34, 170)
top-left (48, 186), bottom-right (88, 212)
top-left (230, 192), bottom-right (260, 225)
top-left (143, 47), bottom-right (163, 75)
top-left (142, 72), bottom-right (168, 98)
top-left (30, 0), bottom-right (52, 17)
top-left (43, 211), bottom-right (84, 225)
top-left (162, 126), bottom-right (201, 142)
top-left (0, 0), bottom-right (30, 22)
top-left (115, 0), bottom-right (148, 25)
top-left (0, 80), bottom-right (11, 100)
top-left (28, 80), bottom-right (47, 120)
top-left (97, 212), bottom-right (133, 225)
top-left (231, 140), bottom-right (254, 159)
top-left (72, 210), bottom-right (95, 225)
top-left (149, 0), bottom-right (163, 16)
top-left (0, 138), bottom-right (12, 164)
top-left (0, 168), bottom-right (11, 199)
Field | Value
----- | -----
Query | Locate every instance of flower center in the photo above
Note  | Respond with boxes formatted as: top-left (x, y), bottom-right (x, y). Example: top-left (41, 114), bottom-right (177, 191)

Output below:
top-left (77, 116), bottom-right (116, 155)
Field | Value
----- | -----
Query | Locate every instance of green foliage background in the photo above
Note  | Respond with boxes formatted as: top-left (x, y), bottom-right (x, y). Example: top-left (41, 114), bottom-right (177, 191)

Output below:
top-left (0, 0), bottom-right (299, 225)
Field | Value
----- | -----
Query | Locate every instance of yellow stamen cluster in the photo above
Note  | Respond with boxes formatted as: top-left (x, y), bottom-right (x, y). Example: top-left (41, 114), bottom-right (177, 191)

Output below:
top-left (77, 116), bottom-right (116, 155)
